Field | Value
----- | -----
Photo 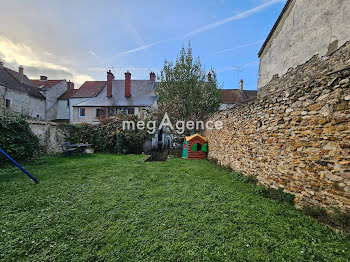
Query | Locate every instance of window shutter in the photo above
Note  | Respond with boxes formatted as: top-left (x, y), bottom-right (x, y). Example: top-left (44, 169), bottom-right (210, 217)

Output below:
top-left (202, 143), bottom-right (208, 152)
top-left (191, 143), bottom-right (197, 151)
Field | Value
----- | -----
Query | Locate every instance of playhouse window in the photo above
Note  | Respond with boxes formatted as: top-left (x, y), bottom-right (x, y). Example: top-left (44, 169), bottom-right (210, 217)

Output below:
top-left (192, 143), bottom-right (201, 151)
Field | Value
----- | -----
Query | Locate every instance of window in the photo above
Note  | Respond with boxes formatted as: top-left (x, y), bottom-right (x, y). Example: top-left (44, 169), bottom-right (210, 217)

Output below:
top-left (108, 107), bottom-right (115, 117)
top-left (191, 143), bottom-right (202, 151)
top-left (123, 108), bottom-right (128, 114)
top-left (79, 107), bottom-right (85, 118)
top-left (96, 108), bottom-right (105, 118)
top-left (67, 100), bottom-right (70, 107)
top-left (5, 99), bottom-right (11, 108)
top-left (128, 107), bottom-right (135, 115)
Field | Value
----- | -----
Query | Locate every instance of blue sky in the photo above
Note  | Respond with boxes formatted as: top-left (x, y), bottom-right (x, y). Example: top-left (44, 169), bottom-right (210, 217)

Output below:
top-left (0, 0), bottom-right (286, 89)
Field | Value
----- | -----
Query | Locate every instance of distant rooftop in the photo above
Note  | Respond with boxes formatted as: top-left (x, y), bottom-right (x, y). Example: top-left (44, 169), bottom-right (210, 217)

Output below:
top-left (75, 80), bottom-right (156, 107)
top-left (221, 89), bottom-right (257, 104)
top-left (71, 81), bottom-right (106, 98)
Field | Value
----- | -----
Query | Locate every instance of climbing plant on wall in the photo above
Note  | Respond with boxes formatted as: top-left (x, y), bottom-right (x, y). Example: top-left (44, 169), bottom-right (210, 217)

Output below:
top-left (0, 115), bottom-right (39, 165)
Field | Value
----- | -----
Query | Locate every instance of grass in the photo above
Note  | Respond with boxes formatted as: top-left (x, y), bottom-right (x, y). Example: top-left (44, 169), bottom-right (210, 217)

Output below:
top-left (0, 154), bottom-right (349, 261)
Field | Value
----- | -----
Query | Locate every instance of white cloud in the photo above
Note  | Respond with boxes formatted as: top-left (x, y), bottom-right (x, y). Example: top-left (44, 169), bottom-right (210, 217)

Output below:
top-left (88, 50), bottom-right (97, 57)
top-left (216, 40), bottom-right (264, 54)
top-left (111, 40), bottom-right (165, 57)
top-left (109, 0), bottom-right (282, 57)
top-left (183, 0), bottom-right (284, 38)
top-left (0, 35), bottom-right (93, 87)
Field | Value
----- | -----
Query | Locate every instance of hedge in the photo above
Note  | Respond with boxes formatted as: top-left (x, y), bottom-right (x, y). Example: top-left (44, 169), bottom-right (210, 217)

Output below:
top-left (0, 115), bottom-right (39, 165)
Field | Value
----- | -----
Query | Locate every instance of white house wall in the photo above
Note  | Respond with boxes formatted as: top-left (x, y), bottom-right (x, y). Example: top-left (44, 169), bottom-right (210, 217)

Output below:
top-left (1, 86), bottom-right (45, 119)
top-left (258, 0), bottom-right (350, 89)
top-left (69, 98), bottom-right (91, 123)
top-left (0, 85), bottom-right (5, 113)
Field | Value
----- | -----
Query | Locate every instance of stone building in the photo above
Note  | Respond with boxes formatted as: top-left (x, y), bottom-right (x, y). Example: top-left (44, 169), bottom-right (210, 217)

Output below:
top-left (0, 62), bottom-right (76, 121)
top-left (0, 63), bottom-right (46, 118)
top-left (258, 0), bottom-right (350, 93)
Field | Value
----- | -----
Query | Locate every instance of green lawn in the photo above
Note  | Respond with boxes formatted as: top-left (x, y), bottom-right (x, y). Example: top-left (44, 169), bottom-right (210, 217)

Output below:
top-left (0, 154), bottom-right (349, 261)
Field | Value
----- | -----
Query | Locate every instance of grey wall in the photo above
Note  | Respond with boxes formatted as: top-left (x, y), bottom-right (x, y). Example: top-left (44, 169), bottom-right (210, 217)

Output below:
top-left (1, 85), bottom-right (45, 119)
top-left (0, 85), bottom-right (5, 113)
top-left (57, 100), bottom-right (70, 119)
top-left (258, 0), bottom-right (350, 89)
top-left (40, 81), bottom-right (68, 121)
top-left (28, 120), bottom-right (67, 153)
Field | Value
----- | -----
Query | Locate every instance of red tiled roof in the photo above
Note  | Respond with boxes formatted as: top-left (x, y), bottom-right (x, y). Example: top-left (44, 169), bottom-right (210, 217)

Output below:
top-left (221, 89), bottom-right (257, 104)
top-left (58, 88), bottom-right (78, 100)
top-left (31, 79), bottom-right (65, 89)
top-left (71, 81), bottom-right (106, 98)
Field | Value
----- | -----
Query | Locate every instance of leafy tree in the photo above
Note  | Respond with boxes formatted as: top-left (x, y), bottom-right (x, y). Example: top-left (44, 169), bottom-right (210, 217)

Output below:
top-left (156, 42), bottom-right (222, 134)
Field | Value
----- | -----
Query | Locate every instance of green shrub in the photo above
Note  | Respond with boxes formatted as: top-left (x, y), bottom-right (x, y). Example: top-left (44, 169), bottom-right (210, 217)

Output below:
top-left (68, 115), bottom-right (152, 154)
top-left (0, 115), bottom-right (39, 165)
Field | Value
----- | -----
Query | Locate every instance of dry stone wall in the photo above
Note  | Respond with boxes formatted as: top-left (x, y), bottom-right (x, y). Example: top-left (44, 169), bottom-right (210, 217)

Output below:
top-left (205, 42), bottom-right (350, 210)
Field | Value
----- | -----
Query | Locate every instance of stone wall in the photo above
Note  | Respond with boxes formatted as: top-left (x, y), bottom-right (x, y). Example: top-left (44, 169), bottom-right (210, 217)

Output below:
top-left (205, 42), bottom-right (350, 210)
top-left (28, 120), bottom-right (68, 153)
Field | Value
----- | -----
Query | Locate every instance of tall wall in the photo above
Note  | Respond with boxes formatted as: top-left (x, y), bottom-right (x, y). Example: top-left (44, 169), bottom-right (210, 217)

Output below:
top-left (1, 86), bottom-right (45, 119)
top-left (205, 42), bottom-right (350, 210)
top-left (258, 0), bottom-right (350, 89)
top-left (28, 120), bottom-right (67, 153)
top-left (41, 81), bottom-right (67, 121)
top-left (57, 100), bottom-right (70, 120)
top-left (0, 85), bottom-right (5, 113)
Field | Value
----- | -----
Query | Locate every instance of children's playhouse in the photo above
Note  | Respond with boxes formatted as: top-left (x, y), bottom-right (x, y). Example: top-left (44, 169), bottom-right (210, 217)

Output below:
top-left (182, 134), bottom-right (208, 159)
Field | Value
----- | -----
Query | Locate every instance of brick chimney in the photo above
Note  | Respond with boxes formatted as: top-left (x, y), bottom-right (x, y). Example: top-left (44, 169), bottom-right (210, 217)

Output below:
top-left (67, 80), bottom-right (74, 90)
top-left (207, 72), bottom-right (212, 82)
top-left (150, 72), bottom-right (156, 82)
top-left (240, 79), bottom-right (243, 91)
top-left (107, 70), bottom-right (114, 97)
top-left (125, 71), bottom-right (131, 97)
top-left (40, 76), bottom-right (48, 81)
top-left (18, 65), bottom-right (24, 84)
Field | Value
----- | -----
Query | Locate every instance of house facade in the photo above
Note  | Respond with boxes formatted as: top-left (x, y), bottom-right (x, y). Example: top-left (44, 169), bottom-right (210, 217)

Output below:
top-left (0, 62), bottom-right (76, 121)
top-left (69, 81), bottom-right (106, 123)
top-left (0, 63), bottom-right (46, 118)
top-left (258, 0), bottom-right (350, 92)
top-left (72, 71), bottom-right (157, 124)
